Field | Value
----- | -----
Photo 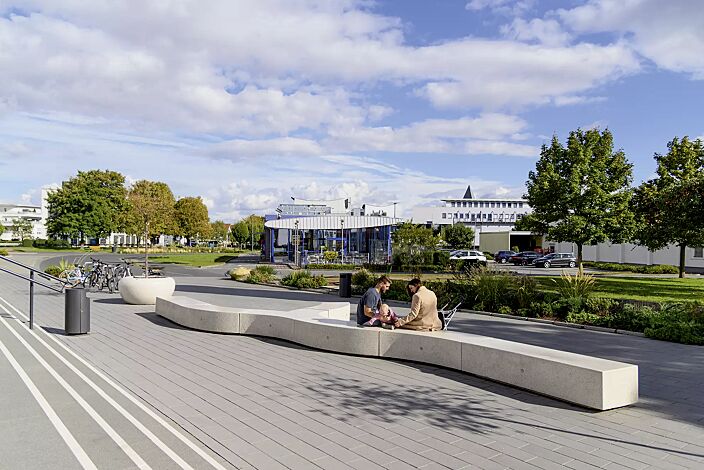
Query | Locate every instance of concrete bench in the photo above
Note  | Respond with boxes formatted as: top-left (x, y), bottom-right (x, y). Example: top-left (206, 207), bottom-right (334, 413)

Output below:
top-left (155, 296), bottom-right (638, 410)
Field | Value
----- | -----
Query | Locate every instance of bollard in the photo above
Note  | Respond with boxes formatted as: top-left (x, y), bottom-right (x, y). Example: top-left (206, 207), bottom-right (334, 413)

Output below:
top-left (339, 273), bottom-right (352, 298)
top-left (65, 287), bottom-right (90, 335)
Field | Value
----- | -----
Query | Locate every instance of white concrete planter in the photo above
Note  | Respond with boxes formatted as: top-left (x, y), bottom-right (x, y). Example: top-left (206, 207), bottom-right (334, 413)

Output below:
top-left (118, 276), bottom-right (176, 305)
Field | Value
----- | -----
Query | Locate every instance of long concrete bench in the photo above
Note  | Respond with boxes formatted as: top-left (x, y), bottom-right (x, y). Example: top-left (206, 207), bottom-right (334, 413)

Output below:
top-left (156, 296), bottom-right (638, 410)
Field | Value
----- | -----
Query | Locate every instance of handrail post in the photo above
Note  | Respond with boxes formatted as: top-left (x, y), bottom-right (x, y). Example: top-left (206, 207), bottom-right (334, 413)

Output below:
top-left (29, 271), bottom-right (35, 330)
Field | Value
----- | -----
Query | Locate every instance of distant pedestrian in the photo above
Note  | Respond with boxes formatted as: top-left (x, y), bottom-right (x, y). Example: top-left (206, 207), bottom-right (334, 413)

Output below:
top-left (394, 278), bottom-right (441, 331)
top-left (356, 276), bottom-right (391, 326)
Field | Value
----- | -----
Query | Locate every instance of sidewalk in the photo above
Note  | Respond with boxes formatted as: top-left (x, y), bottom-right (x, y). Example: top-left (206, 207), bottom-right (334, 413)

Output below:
top-left (2, 272), bottom-right (704, 469)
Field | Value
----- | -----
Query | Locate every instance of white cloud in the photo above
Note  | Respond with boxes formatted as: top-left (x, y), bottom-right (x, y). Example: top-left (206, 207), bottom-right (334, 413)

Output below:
top-left (501, 18), bottom-right (572, 46)
top-left (558, 0), bottom-right (704, 79)
top-left (464, 140), bottom-right (537, 158)
top-left (209, 137), bottom-right (323, 159)
top-left (465, 0), bottom-right (535, 16)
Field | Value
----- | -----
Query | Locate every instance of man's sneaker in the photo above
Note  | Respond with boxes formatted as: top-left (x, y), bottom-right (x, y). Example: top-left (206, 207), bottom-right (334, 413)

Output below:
top-left (381, 323), bottom-right (395, 330)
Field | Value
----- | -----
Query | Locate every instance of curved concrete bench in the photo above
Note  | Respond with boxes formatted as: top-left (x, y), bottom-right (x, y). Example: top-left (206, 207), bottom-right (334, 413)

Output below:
top-left (156, 296), bottom-right (638, 410)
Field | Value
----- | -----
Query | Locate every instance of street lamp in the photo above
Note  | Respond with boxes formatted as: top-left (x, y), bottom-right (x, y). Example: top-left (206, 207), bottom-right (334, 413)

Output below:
top-left (392, 201), bottom-right (398, 219)
top-left (340, 218), bottom-right (345, 264)
top-left (294, 220), bottom-right (300, 266)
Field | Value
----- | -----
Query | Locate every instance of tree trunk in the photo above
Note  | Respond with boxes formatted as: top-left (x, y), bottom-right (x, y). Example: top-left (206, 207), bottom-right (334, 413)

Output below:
top-left (679, 243), bottom-right (686, 279)
top-left (144, 222), bottom-right (149, 278)
top-left (577, 243), bottom-right (584, 274)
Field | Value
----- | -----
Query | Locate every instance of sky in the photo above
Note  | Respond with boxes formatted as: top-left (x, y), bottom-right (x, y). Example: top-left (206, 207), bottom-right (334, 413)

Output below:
top-left (0, 0), bottom-right (703, 221)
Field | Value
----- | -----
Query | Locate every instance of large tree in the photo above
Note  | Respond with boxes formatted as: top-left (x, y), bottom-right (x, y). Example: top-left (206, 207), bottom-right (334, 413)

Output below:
top-left (521, 129), bottom-right (635, 271)
top-left (441, 223), bottom-right (475, 249)
top-left (174, 196), bottom-right (211, 242)
top-left (11, 219), bottom-right (33, 240)
top-left (126, 180), bottom-right (176, 275)
top-left (47, 170), bottom-right (128, 240)
top-left (239, 214), bottom-right (265, 250)
top-left (231, 221), bottom-right (250, 247)
top-left (632, 136), bottom-right (704, 278)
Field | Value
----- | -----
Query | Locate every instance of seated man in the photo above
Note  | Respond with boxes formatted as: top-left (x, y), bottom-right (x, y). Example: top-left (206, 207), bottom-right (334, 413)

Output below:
top-left (356, 275), bottom-right (391, 326)
top-left (394, 278), bottom-right (442, 331)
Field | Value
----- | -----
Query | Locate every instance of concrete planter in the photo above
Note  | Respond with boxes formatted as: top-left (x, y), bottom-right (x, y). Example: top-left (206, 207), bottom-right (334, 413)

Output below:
top-left (118, 276), bottom-right (176, 305)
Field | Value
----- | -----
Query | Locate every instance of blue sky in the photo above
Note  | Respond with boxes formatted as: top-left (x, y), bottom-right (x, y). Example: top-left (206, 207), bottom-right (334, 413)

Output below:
top-left (0, 0), bottom-right (702, 221)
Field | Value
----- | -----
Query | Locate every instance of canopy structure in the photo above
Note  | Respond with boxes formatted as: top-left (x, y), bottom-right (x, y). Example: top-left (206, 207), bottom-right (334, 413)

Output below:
top-left (264, 215), bottom-right (401, 230)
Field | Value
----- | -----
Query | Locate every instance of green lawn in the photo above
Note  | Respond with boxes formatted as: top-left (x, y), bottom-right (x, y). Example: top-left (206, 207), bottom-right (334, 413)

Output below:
top-left (5, 246), bottom-right (92, 253)
top-left (535, 275), bottom-right (704, 303)
top-left (147, 253), bottom-right (238, 267)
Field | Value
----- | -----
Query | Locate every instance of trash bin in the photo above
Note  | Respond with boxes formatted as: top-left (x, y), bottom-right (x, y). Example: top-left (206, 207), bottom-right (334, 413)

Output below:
top-left (65, 287), bottom-right (90, 335)
top-left (339, 273), bottom-right (352, 298)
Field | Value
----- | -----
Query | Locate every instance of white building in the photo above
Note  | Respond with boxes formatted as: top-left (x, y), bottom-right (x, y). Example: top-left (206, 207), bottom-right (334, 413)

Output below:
top-left (412, 185), bottom-right (533, 247)
top-left (0, 188), bottom-right (50, 241)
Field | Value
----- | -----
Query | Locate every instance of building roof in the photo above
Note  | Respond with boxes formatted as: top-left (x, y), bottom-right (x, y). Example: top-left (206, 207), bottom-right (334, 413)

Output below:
top-left (265, 215), bottom-right (400, 230)
top-left (463, 185), bottom-right (473, 199)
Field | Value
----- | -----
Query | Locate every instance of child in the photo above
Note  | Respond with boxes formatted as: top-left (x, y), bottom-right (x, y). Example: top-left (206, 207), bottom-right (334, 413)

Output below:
top-left (363, 303), bottom-right (398, 328)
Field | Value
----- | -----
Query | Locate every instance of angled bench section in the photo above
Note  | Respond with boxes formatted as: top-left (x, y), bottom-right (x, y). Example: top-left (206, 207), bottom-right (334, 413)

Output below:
top-left (155, 296), bottom-right (638, 410)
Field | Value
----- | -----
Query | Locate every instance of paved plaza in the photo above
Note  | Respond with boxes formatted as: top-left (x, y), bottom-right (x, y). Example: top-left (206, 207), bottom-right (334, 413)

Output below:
top-left (1, 257), bottom-right (704, 469)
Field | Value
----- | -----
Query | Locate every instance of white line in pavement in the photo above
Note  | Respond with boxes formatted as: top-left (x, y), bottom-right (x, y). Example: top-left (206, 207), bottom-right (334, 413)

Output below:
top-left (0, 303), bottom-right (153, 470)
top-left (0, 295), bottom-right (229, 470)
top-left (0, 319), bottom-right (98, 470)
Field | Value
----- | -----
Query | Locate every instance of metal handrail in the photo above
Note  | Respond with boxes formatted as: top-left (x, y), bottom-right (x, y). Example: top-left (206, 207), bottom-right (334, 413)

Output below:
top-left (0, 254), bottom-right (68, 329)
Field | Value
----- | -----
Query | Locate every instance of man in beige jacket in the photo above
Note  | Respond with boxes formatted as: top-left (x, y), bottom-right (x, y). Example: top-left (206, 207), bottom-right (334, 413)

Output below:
top-left (394, 278), bottom-right (442, 331)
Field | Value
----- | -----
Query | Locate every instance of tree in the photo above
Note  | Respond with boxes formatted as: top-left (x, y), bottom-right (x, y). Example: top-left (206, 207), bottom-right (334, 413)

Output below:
top-left (174, 197), bottom-right (211, 242)
top-left (210, 220), bottom-right (229, 245)
top-left (126, 180), bottom-right (176, 276)
top-left (391, 222), bottom-right (438, 265)
top-left (0, 223), bottom-right (4, 237)
top-left (240, 214), bottom-right (265, 250)
top-left (441, 224), bottom-right (475, 249)
top-left (632, 136), bottom-right (704, 278)
top-left (521, 129), bottom-right (635, 271)
top-left (47, 170), bottom-right (128, 241)
top-left (11, 219), bottom-right (33, 240)
top-left (231, 221), bottom-right (250, 247)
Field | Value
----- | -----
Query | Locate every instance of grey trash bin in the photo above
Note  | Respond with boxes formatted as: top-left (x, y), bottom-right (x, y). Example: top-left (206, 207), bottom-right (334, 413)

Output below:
top-left (65, 287), bottom-right (90, 335)
top-left (339, 273), bottom-right (352, 298)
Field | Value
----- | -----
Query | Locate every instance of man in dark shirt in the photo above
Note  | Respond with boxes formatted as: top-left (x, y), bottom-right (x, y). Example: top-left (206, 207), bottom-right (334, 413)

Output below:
top-left (356, 275), bottom-right (391, 325)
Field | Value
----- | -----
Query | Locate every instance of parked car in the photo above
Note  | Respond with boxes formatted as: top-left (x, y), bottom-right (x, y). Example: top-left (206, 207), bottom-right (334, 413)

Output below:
top-left (449, 249), bottom-right (487, 265)
top-left (533, 253), bottom-right (577, 268)
top-left (494, 250), bottom-right (517, 264)
top-left (509, 251), bottom-right (540, 266)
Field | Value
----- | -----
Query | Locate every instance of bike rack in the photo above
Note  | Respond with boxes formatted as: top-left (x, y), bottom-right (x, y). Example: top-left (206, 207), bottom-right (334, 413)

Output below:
top-left (0, 254), bottom-right (67, 329)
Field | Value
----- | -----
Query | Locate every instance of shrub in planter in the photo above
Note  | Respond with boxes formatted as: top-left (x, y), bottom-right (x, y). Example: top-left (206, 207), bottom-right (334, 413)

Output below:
top-left (644, 303), bottom-right (704, 344)
top-left (281, 270), bottom-right (327, 288)
top-left (432, 251), bottom-right (451, 268)
top-left (529, 301), bottom-right (553, 318)
top-left (498, 305), bottom-right (512, 315)
top-left (609, 303), bottom-right (656, 332)
top-left (566, 311), bottom-right (609, 327)
top-left (512, 275), bottom-right (538, 310)
top-left (469, 266), bottom-right (514, 313)
top-left (552, 297), bottom-right (585, 321)
top-left (0, 248), bottom-right (8, 256)
top-left (246, 265), bottom-right (277, 283)
top-left (585, 297), bottom-right (617, 316)
top-left (33, 238), bottom-right (47, 248)
top-left (351, 269), bottom-right (376, 290)
top-left (44, 265), bottom-right (63, 277)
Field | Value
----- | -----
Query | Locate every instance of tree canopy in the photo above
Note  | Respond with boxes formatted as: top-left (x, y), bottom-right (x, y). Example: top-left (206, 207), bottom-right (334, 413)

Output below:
top-left (632, 136), bottom-right (704, 278)
top-left (174, 197), bottom-right (211, 240)
top-left (521, 129), bottom-right (635, 270)
top-left (441, 223), bottom-right (475, 249)
top-left (234, 214), bottom-right (265, 250)
top-left (47, 170), bottom-right (128, 239)
top-left (126, 180), bottom-right (176, 240)
top-left (210, 220), bottom-right (229, 244)
top-left (11, 219), bottom-right (33, 240)
top-left (392, 222), bottom-right (438, 265)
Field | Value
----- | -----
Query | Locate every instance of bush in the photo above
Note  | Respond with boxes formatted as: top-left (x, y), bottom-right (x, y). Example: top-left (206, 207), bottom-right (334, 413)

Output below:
top-left (433, 251), bottom-right (451, 268)
top-left (351, 269), bottom-right (376, 289)
top-left (584, 297), bottom-right (617, 316)
top-left (644, 303), bottom-right (704, 345)
top-left (584, 261), bottom-right (679, 274)
top-left (323, 251), bottom-right (339, 262)
top-left (20, 239), bottom-right (33, 247)
top-left (306, 263), bottom-right (357, 270)
top-left (245, 265), bottom-right (277, 283)
top-left (552, 270), bottom-right (596, 301)
top-left (281, 270), bottom-right (327, 289)
top-left (470, 266), bottom-right (514, 313)
top-left (566, 311), bottom-right (608, 326)
top-left (529, 301), bottom-right (553, 318)
top-left (0, 248), bottom-right (7, 256)
top-left (44, 265), bottom-right (63, 277)
top-left (512, 275), bottom-right (538, 310)
top-left (33, 238), bottom-right (47, 247)
top-left (498, 305), bottom-right (512, 315)
top-left (483, 252), bottom-right (494, 260)
top-left (609, 303), bottom-right (656, 332)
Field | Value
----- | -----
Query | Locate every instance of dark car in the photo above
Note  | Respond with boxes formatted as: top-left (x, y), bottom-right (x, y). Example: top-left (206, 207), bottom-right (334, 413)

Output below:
top-left (494, 250), bottom-right (517, 264)
top-left (509, 251), bottom-right (540, 266)
top-left (533, 253), bottom-right (577, 268)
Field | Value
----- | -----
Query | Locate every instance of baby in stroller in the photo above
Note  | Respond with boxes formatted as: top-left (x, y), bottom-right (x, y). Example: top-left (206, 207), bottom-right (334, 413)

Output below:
top-left (363, 303), bottom-right (398, 329)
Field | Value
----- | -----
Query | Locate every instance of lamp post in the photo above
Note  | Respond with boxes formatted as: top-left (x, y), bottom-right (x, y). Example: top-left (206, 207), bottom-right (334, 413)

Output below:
top-left (392, 201), bottom-right (398, 219)
top-left (294, 220), bottom-right (300, 267)
top-left (340, 218), bottom-right (345, 264)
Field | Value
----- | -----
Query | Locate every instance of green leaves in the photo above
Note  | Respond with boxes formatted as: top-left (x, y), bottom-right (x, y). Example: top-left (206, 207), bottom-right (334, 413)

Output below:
top-left (523, 128), bottom-right (635, 269)
top-left (47, 170), bottom-right (128, 239)
top-left (441, 223), bottom-right (475, 249)
top-left (174, 196), bottom-right (211, 240)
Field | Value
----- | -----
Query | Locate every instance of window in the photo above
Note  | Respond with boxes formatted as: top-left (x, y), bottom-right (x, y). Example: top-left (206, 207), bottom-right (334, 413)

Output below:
top-left (463, 201), bottom-right (467, 207)
top-left (459, 213), bottom-right (464, 219)
top-left (510, 214), bottom-right (515, 220)
top-left (490, 202), bottom-right (495, 208)
top-left (517, 214), bottom-right (523, 219)
top-left (442, 213), bottom-right (447, 219)
top-left (451, 202), bottom-right (456, 207)
top-left (502, 202), bottom-right (506, 208)
top-left (482, 214), bottom-right (487, 220)
top-left (519, 202), bottom-right (524, 208)
top-left (488, 214), bottom-right (492, 221)
top-left (471, 214), bottom-right (476, 221)
top-left (695, 247), bottom-right (704, 258)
